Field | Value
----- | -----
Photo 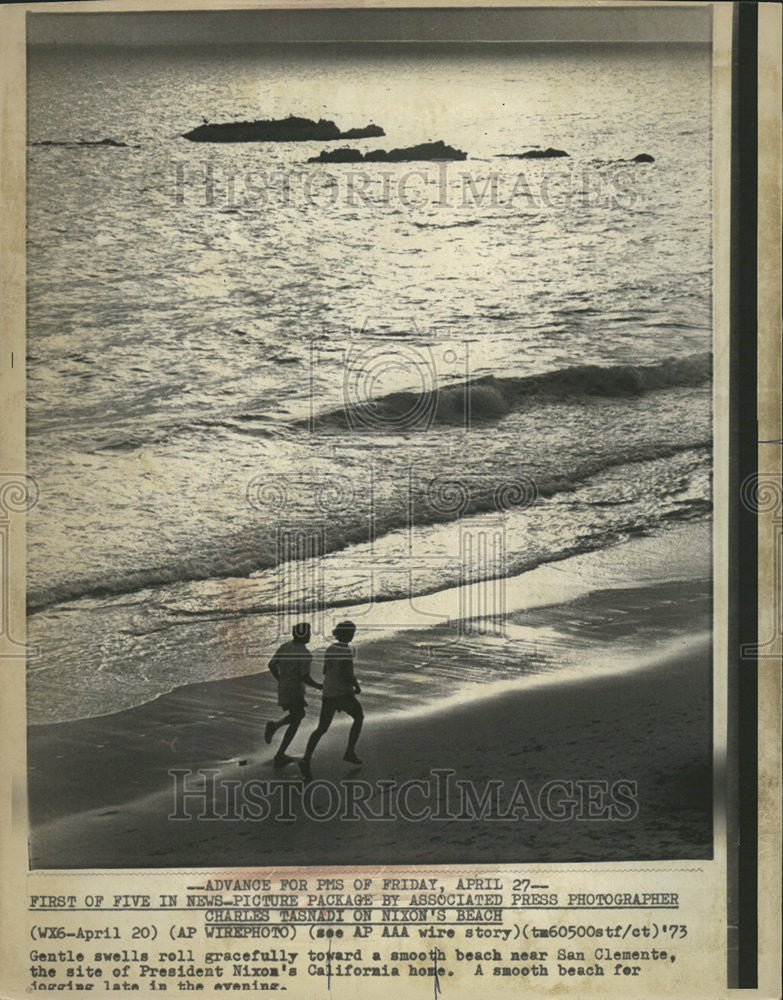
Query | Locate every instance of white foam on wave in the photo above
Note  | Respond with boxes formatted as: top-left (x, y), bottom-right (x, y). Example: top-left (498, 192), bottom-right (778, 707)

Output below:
top-left (272, 517), bottom-right (711, 642)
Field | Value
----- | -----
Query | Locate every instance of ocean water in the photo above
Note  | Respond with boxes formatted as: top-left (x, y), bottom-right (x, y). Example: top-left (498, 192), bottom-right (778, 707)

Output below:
top-left (26, 42), bottom-right (713, 723)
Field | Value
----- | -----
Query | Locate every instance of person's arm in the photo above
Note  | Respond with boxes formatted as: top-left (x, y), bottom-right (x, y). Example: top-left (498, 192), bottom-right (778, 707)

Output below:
top-left (301, 651), bottom-right (322, 690)
top-left (267, 649), bottom-right (281, 680)
top-left (341, 650), bottom-right (360, 694)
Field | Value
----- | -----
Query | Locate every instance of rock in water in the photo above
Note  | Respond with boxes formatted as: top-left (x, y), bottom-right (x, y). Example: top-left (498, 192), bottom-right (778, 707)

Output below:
top-left (308, 139), bottom-right (467, 163)
top-left (632, 153), bottom-right (655, 163)
top-left (496, 147), bottom-right (570, 159)
top-left (182, 115), bottom-right (384, 143)
top-left (33, 138), bottom-right (134, 147)
top-left (308, 148), bottom-right (365, 163)
top-left (339, 125), bottom-right (385, 140)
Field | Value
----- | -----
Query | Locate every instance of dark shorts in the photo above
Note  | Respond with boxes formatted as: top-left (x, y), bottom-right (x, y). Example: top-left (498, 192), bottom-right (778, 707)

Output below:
top-left (321, 694), bottom-right (361, 715)
top-left (279, 696), bottom-right (307, 714)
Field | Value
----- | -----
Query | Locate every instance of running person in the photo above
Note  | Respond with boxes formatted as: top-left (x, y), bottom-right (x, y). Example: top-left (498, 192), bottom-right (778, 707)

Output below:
top-left (299, 621), bottom-right (363, 776)
top-left (264, 622), bottom-right (322, 766)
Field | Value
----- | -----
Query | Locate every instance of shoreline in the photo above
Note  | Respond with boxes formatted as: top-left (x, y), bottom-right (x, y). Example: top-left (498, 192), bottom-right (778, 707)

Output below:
top-left (28, 517), bottom-right (712, 727)
top-left (28, 577), bottom-right (712, 867)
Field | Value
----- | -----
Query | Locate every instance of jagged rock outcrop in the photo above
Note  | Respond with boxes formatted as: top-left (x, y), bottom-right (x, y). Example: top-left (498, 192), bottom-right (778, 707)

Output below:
top-left (308, 139), bottom-right (467, 163)
top-left (183, 116), bottom-right (384, 143)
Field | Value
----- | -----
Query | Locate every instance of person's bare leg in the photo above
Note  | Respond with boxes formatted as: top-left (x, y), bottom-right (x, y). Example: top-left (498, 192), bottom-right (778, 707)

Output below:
top-left (275, 709), bottom-right (304, 763)
top-left (298, 703), bottom-right (336, 776)
top-left (343, 702), bottom-right (364, 763)
top-left (265, 714), bottom-right (291, 745)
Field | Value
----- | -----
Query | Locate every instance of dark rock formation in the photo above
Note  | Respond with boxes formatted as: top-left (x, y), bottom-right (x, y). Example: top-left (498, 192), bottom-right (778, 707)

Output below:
top-left (33, 138), bottom-right (135, 148)
top-left (631, 153), bottom-right (655, 163)
top-left (308, 148), bottom-right (365, 163)
top-left (339, 125), bottom-right (385, 140)
top-left (495, 147), bottom-right (570, 159)
top-left (182, 115), bottom-right (384, 143)
top-left (308, 139), bottom-right (467, 164)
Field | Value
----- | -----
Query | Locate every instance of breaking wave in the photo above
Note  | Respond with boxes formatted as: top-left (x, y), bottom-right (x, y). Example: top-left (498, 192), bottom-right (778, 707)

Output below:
top-left (307, 352), bottom-right (710, 431)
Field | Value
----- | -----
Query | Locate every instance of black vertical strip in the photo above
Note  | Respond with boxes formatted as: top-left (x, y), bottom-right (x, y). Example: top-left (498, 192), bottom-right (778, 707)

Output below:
top-left (729, 1), bottom-right (758, 989)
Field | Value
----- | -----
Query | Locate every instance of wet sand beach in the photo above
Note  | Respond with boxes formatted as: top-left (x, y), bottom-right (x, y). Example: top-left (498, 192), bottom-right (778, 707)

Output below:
top-left (28, 578), bottom-right (712, 869)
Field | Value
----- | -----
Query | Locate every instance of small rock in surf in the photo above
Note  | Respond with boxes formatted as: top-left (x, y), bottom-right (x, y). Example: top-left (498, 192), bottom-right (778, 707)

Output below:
top-left (308, 139), bottom-right (467, 163)
top-left (495, 147), bottom-right (570, 159)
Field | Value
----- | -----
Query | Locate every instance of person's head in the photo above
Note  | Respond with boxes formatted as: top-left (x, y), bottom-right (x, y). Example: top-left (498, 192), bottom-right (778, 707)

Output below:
top-left (332, 620), bottom-right (356, 644)
top-left (292, 622), bottom-right (311, 644)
